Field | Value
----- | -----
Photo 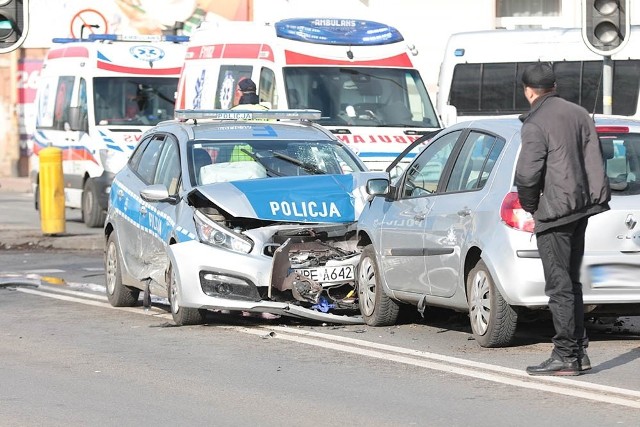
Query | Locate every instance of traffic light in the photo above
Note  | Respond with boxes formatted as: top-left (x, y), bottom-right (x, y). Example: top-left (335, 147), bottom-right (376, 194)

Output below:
top-left (582, 0), bottom-right (630, 56)
top-left (0, 0), bottom-right (28, 54)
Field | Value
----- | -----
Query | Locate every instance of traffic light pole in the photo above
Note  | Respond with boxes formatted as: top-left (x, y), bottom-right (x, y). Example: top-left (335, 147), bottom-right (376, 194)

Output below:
top-left (603, 56), bottom-right (613, 115)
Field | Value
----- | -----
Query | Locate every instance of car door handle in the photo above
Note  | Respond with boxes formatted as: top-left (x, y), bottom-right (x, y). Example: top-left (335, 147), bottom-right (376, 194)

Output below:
top-left (140, 205), bottom-right (147, 215)
top-left (457, 208), bottom-right (471, 217)
top-left (414, 213), bottom-right (426, 221)
top-left (117, 189), bottom-right (124, 198)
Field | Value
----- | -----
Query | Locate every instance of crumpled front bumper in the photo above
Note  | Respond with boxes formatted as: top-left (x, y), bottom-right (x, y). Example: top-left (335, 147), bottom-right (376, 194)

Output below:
top-left (168, 240), bottom-right (363, 325)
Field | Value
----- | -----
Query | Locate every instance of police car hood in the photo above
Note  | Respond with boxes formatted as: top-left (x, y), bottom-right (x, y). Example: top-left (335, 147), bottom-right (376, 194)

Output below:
top-left (193, 172), bottom-right (385, 223)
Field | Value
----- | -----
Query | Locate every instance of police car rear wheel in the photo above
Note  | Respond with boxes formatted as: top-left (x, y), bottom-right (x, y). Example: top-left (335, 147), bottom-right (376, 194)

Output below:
top-left (105, 233), bottom-right (140, 307)
top-left (168, 264), bottom-right (205, 326)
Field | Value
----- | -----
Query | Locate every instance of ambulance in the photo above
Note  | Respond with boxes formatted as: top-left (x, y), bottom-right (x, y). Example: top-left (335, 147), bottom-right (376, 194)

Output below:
top-left (30, 33), bottom-right (188, 227)
top-left (175, 18), bottom-right (442, 171)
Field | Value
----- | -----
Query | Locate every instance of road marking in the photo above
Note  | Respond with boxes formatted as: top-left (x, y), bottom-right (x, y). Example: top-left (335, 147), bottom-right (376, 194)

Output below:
top-left (14, 285), bottom-right (640, 409)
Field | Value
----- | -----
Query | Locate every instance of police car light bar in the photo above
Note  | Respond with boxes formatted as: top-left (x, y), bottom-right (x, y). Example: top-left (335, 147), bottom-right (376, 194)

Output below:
top-left (175, 109), bottom-right (322, 121)
top-left (52, 34), bottom-right (189, 44)
top-left (275, 18), bottom-right (404, 46)
top-left (88, 34), bottom-right (190, 43)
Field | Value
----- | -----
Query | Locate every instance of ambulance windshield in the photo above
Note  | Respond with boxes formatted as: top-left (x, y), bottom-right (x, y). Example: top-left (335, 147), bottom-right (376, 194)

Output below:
top-left (93, 77), bottom-right (178, 126)
top-left (282, 67), bottom-right (439, 129)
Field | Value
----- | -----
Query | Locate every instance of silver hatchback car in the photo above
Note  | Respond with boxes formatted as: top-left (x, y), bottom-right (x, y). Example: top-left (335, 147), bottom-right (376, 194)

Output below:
top-left (356, 116), bottom-right (640, 347)
top-left (104, 110), bottom-right (382, 325)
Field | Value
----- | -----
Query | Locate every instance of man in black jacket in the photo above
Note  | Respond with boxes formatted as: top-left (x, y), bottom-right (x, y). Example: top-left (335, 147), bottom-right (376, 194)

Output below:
top-left (515, 63), bottom-right (611, 376)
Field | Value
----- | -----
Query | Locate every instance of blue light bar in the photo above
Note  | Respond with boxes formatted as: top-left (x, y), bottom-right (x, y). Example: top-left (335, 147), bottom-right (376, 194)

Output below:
top-left (52, 34), bottom-right (189, 44)
top-left (175, 109), bottom-right (322, 121)
top-left (275, 18), bottom-right (404, 46)
top-left (87, 34), bottom-right (190, 43)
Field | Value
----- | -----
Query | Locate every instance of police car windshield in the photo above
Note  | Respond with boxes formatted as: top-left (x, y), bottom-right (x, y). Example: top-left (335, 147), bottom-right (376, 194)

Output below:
top-left (282, 67), bottom-right (439, 128)
top-left (93, 77), bottom-right (177, 126)
top-left (188, 139), bottom-right (365, 186)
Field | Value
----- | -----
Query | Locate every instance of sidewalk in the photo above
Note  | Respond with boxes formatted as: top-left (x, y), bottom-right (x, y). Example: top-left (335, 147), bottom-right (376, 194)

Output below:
top-left (0, 176), bottom-right (103, 252)
top-left (0, 176), bottom-right (32, 194)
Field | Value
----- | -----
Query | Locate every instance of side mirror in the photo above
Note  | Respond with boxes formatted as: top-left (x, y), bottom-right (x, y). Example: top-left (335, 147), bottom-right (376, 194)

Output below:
top-left (366, 178), bottom-right (390, 196)
top-left (140, 184), bottom-right (178, 204)
top-left (440, 104), bottom-right (458, 127)
top-left (67, 106), bottom-right (88, 132)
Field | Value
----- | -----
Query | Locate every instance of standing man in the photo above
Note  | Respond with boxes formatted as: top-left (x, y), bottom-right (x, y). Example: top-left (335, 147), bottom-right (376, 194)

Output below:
top-left (515, 63), bottom-right (611, 376)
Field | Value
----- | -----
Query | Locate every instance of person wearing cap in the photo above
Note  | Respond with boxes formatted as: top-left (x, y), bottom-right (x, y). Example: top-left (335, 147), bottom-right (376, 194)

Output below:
top-left (515, 63), bottom-right (610, 376)
top-left (232, 77), bottom-right (268, 110)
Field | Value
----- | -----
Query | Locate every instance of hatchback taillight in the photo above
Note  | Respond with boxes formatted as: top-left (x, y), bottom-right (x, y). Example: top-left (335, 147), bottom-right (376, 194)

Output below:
top-left (500, 192), bottom-right (534, 233)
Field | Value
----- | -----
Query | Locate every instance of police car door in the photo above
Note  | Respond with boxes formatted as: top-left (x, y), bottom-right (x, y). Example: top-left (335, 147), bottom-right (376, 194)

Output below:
top-left (139, 133), bottom-right (182, 289)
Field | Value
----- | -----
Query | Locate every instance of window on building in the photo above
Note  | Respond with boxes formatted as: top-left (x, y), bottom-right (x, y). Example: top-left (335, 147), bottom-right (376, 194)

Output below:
top-left (496, 0), bottom-right (561, 17)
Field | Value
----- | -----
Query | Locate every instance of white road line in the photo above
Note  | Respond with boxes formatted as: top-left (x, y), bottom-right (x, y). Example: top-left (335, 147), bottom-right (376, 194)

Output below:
top-left (259, 325), bottom-right (640, 399)
top-left (14, 286), bottom-right (640, 410)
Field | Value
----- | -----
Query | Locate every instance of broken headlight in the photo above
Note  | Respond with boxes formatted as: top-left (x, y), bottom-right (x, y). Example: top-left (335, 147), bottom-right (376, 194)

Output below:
top-left (194, 210), bottom-right (253, 254)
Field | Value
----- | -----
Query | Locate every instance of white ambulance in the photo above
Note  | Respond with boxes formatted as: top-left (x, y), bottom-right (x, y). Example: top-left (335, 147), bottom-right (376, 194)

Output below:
top-left (175, 18), bottom-right (441, 171)
top-left (30, 34), bottom-right (188, 227)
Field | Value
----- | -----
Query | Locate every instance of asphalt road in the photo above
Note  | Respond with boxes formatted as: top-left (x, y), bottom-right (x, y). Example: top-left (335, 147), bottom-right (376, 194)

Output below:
top-left (1, 184), bottom-right (640, 424)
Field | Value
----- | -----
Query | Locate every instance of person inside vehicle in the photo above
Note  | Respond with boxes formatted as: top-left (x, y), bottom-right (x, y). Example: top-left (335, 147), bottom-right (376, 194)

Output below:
top-left (232, 77), bottom-right (268, 110)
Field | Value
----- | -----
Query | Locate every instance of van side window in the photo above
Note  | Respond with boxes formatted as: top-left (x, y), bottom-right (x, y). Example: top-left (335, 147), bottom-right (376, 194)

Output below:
top-left (450, 60), bottom-right (640, 117)
top-left (50, 76), bottom-right (75, 130)
top-left (215, 66), bottom-right (253, 109)
top-left (259, 67), bottom-right (277, 108)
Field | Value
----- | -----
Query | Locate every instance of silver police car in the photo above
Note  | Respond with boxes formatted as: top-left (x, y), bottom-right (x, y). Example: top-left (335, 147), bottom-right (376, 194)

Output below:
top-left (104, 109), bottom-right (381, 325)
top-left (357, 117), bottom-right (640, 347)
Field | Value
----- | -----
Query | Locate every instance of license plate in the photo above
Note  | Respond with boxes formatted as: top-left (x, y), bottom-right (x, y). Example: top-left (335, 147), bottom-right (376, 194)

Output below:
top-left (589, 264), bottom-right (640, 288)
top-left (294, 265), bottom-right (355, 283)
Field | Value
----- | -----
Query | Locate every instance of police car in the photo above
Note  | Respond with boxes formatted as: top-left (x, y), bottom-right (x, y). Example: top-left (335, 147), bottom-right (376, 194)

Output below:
top-left (104, 109), bottom-right (382, 325)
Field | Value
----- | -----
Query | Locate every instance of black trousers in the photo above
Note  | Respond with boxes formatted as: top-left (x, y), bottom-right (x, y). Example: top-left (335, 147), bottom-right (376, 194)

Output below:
top-left (536, 217), bottom-right (589, 361)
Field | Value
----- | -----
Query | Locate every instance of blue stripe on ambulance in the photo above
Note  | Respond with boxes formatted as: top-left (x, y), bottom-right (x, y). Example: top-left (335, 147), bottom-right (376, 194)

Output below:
top-left (231, 174), bottom-right (356, 223)
top-left (99, 130), bottom-right (125, 152)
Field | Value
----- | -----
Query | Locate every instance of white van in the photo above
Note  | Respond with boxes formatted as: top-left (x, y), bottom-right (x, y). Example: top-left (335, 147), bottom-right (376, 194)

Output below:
top-left (175, 18), bottom-right (441, 171)
top-left (437, 27), bottom-right (640, 126)
top-left (30, 34), bottom-right (188, 227)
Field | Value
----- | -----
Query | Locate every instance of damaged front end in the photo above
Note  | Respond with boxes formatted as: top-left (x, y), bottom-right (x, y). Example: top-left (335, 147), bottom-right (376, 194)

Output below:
top-left (184, 187), bottom-right (364, 324)
top-left (268, 224), bottom-right (360, 316)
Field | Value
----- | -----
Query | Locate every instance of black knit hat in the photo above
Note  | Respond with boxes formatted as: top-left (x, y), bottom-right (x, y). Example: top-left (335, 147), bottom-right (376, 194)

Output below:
top-left (522, 63), bottom-right (556, 89)
top-left (237, 78), bottom-right (256, 93)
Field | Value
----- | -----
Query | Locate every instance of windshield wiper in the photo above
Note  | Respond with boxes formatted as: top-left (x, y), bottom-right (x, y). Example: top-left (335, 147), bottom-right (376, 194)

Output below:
top-left (240, 149), bottom-right (284, 177)
top-left (271, 151), bottom-right (325, 175)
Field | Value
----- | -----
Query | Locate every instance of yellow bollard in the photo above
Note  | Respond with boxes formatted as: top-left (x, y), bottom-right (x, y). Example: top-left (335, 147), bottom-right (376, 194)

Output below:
top-left (39, 146), bottom-right (66, 235)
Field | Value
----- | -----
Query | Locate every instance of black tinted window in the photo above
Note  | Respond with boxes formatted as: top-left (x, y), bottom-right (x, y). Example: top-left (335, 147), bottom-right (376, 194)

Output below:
top-left (450, 60), bottom-right (640, 116)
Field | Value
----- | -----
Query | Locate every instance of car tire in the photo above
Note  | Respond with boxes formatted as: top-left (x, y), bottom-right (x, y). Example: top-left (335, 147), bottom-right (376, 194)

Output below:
top-left (105, 233), bottom-right (140, 307)
top-left (357, 244), bottom-right (400, 326)
top-left (34, 184), bottom-right (40, 211)
top-left (168, 263), bottom-right (206, 326)
top-left (82, 179), bottom-right (106, 228)
top-left (467, 259), bottom-right (517, 347)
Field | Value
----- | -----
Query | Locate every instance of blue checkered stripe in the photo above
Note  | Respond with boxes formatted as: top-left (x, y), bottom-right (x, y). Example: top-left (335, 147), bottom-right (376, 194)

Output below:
top-left (110, 180), bottom-right (196, 243)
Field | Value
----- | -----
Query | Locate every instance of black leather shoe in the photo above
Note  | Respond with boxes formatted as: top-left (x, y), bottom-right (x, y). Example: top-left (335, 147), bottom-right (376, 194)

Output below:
top-left (580, 352), bottom-right (592, 372)
top-left (526, 357), bottom-right (581, 376)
